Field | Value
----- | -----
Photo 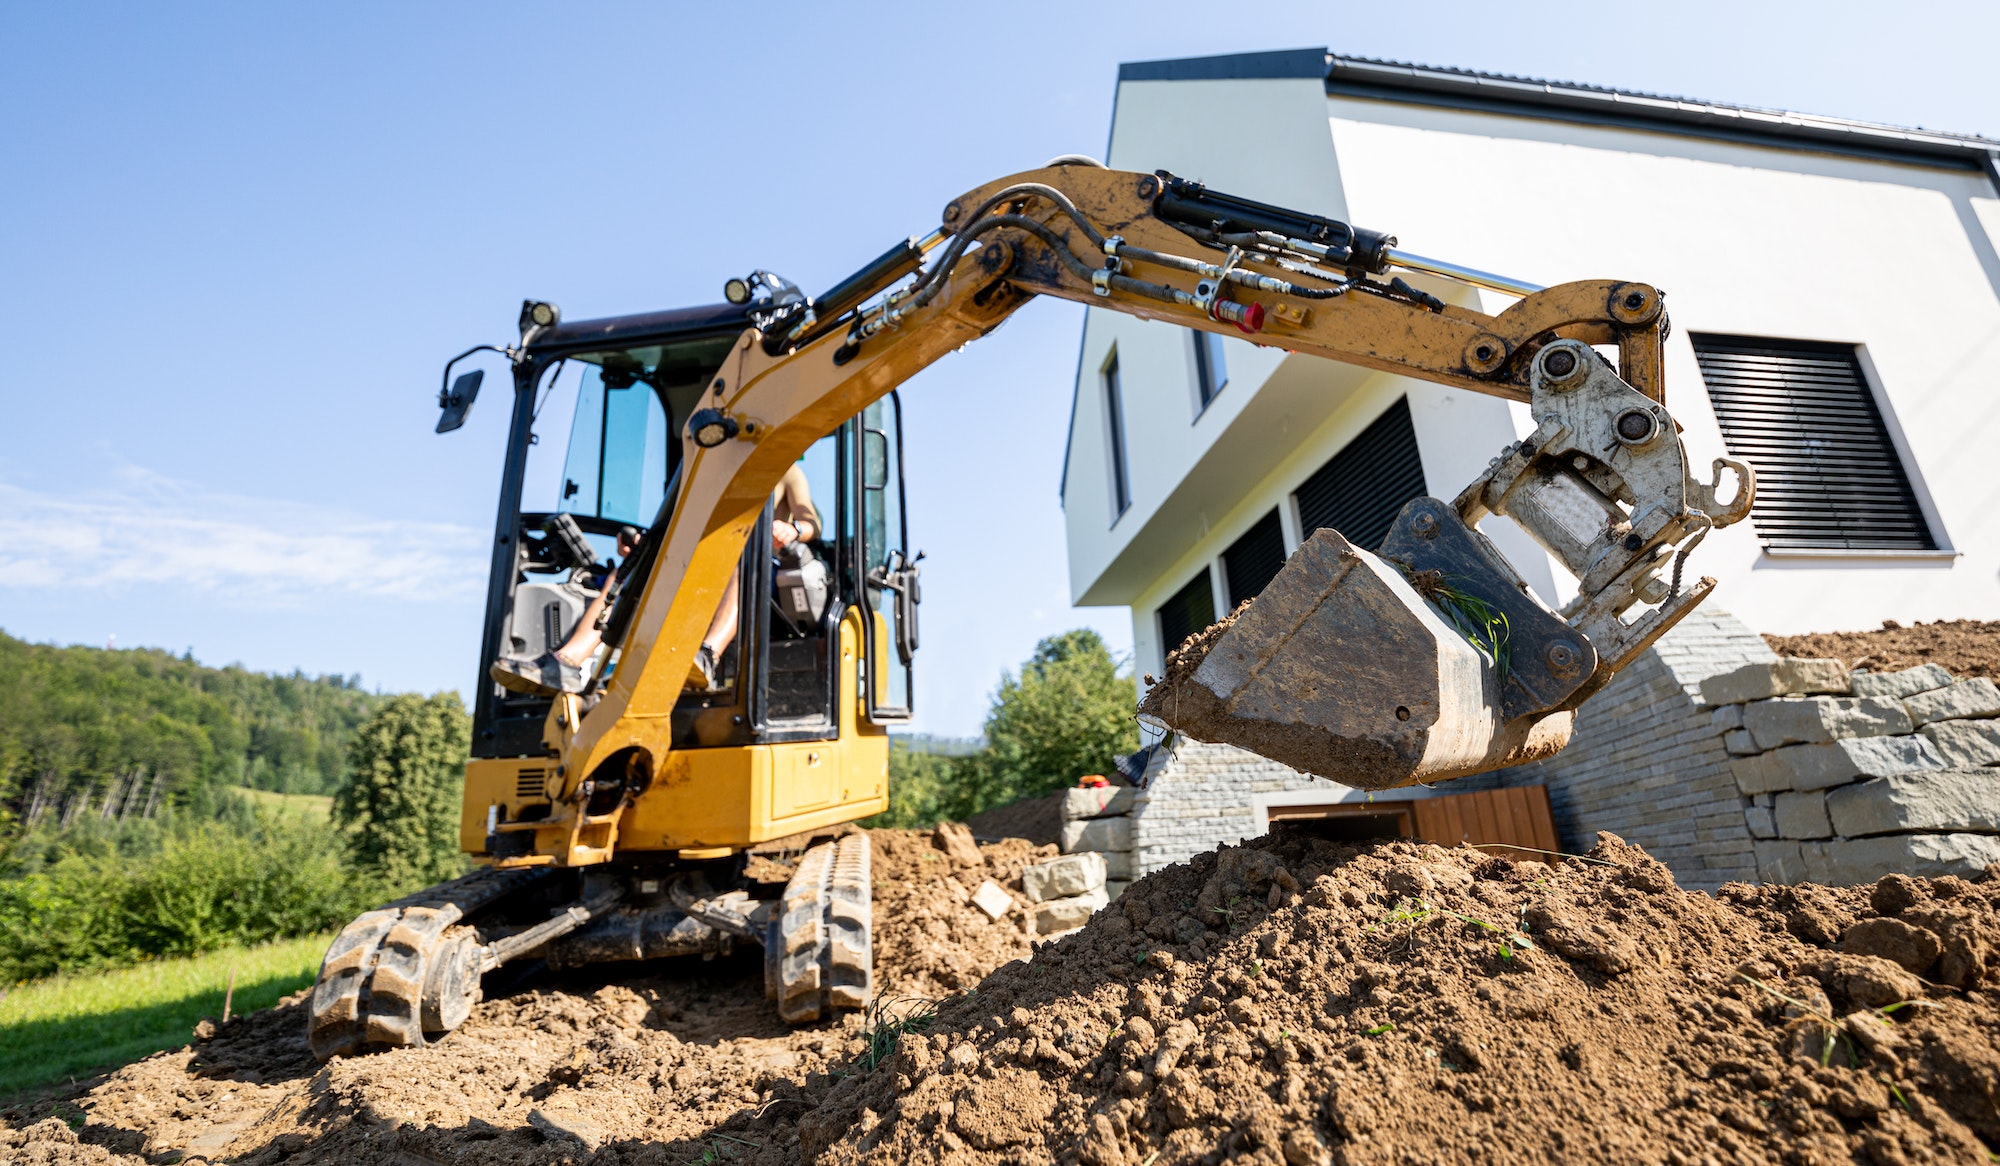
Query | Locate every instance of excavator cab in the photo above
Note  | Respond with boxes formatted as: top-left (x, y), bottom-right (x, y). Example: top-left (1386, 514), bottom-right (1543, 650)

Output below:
top-left (464, 306), bottom-right (918, 776)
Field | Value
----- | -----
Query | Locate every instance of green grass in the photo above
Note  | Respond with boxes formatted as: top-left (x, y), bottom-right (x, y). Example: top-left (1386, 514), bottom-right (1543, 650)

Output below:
top-left (0, 932), bottom-right (331, 1097)
top-left (232, 787), bottom-right (334, 821)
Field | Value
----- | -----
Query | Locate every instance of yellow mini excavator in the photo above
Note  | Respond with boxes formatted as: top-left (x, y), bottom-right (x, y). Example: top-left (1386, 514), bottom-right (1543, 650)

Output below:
top-left (307, 159), bottom-right (1754, 1058)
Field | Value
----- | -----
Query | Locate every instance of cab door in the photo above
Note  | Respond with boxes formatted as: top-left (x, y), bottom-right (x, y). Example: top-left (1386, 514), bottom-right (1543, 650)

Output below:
top-left (855, 393), bottom-right (918, 721)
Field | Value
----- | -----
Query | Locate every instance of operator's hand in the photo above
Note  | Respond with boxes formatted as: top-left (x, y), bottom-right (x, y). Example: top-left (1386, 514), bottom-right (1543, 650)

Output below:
top-left (772, 519), bottom-right (799, 551)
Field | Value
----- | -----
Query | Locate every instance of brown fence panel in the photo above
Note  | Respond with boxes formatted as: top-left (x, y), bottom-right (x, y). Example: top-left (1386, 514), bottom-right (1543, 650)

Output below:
top-left (1411, 785), bottom-right (1557, 864)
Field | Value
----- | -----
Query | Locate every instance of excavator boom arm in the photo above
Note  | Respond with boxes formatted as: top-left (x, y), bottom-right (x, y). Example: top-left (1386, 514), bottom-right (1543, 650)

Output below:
top-left (555, 161), bottom-right (1753, 813)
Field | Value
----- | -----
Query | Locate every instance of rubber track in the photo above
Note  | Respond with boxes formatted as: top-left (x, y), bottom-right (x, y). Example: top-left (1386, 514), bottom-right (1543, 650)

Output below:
top-left (775, 833), bottom-right (872, 1024)
top-left (307, 866), bottom-right (551, 1060)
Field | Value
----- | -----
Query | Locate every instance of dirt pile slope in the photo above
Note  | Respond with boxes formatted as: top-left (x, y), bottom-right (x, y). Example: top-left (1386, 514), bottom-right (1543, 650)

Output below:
top-left (1767, 619), bottom-right (2000, 682)
top-left (803, 832), bottom-right (2000, 1166)
top-left (0, 828), bottom-right (1050, 1165)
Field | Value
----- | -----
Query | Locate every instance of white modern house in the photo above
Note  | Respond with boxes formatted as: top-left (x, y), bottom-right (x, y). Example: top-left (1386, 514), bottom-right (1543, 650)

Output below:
top-left (1059, 49), bottom-right (2000, 889)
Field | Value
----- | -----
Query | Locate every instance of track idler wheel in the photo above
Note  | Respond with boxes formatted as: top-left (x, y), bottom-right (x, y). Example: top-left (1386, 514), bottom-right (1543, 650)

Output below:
top-left (768, 832), bottom-right (873, 1024)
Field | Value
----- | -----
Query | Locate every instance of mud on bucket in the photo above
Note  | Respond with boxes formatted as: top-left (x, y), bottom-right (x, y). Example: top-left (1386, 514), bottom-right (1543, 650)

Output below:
top-left (1137, 523), bottom-right (1576, 791)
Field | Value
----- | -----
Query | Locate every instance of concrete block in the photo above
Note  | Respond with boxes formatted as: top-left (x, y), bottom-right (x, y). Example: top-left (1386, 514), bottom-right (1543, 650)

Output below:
top-left (1921, 720), bottom-right (2000, 768)
top-left (1020, 852), bottom-right (1107, 902)
top-left (1773, 790), bottom-right (1832, 839)
top-left (1753, 839), bottom-right (1808, 884)
top-left (1744, 804), bottom-right (1777, 839)
top-left (1826, 770), bottom-right (2000, 837)
top-left (1723, 729), bottom-right (1761, 756)
top-left (1701, 658), bottom-right (1850, 705)
top-left (1849, 664), bottom-right (1953, 700)
top-left (1061, 816), bottom-right (1133, 854)
top-left (1904, 679), bottom-right (2000, 727)
top-left (1105, 879), bottom-right (1131, 901)
top-left (1062, 786), bottom-right (1137, 820)
top-left (1030, 887), bottom-right (1109, 935)
top-left (1743, 696), bottom-right (1912, 751)
top-left (1104, 850), bottom-right (1134, 880)
top-left (971, 880), bottom-right (1013, 920)
top-left (1800, 833), bottom-right (2000, 886)
top-left (1711, 704), bottom-right (1745, 734)
top-left (1742, 735), bottom-right (1947, 794)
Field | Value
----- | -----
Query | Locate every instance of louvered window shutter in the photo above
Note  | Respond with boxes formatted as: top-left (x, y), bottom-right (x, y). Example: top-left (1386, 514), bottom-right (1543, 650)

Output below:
top-left (1222, 510), bottom-right (1286, 606)
top-left (1156, 569), bottom-right (1216, 657)
top-left (1293, 397), bottom-right (1428, 551)
top-left (1691, 335), bottom-right (1933, 551)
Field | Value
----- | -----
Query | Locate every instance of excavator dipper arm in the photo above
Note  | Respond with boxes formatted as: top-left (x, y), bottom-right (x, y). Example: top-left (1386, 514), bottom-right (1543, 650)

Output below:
top-left (558, 160), bottom-right (1754, 817)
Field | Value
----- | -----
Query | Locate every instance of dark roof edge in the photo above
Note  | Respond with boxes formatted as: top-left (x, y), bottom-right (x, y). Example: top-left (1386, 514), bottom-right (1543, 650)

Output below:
top-left (1118, 48), bottom-right (1329, 83)
top-left (1327, 56), bottom-right (2000, 167)
top-left (1113, 48), bottom-right (2000, 167)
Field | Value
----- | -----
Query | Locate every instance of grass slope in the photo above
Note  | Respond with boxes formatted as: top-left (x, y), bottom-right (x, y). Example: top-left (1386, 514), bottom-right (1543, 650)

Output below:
top-left (0, 932), bottom-right (330, 1097)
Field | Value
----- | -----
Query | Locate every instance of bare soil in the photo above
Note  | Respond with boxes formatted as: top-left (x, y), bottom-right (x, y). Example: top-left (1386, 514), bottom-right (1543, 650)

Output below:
top-left (0, 829), bottom-right (1052, 1165)
top-left (9, 829), bottom-right (1999, 1165)
top-left (1766, 619), bottom-right (2000, 682)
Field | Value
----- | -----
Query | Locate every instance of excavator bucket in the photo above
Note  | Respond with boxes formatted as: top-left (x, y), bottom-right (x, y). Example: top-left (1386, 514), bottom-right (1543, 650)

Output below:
top-left (1139, 499), bottom-right (1595, 790)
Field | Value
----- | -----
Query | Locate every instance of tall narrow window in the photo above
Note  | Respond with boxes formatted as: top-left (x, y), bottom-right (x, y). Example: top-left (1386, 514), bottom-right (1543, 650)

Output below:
top-left (1222, 510), bottom-right (1286, 606)
top-left (1156, 569), bottom-right (1217, 658)
top-left (1691, 334), bottom-right (1935, 551)
top-left (1104, 351), bottom-right (1131, 519)
top-left (1192, 329), bottom-right (1229, 411)
top-left (1293, 397), bottom-right (1427, 551)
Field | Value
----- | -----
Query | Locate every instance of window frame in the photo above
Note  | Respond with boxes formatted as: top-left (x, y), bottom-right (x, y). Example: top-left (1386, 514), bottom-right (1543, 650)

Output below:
top-left (1689, 332), bottom-right (1951, 558)
top-left (1191, 328), bottom-right (1229, 417)
top-left (1103, 347), bottom-right (1132, 522)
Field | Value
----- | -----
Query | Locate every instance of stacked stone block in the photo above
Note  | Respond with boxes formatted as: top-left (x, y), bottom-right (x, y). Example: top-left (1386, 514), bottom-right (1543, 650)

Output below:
top-left (1058, 784), bottom-right (1138, 898)
top-left (1018, 851), bottom-right (1109, 936)
top-left (1703, 661), bottom-right (2000, 885)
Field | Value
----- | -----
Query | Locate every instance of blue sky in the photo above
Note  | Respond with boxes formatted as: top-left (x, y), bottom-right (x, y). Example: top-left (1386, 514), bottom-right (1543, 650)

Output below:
top-left (5, 2), bottom-right (1997, 736)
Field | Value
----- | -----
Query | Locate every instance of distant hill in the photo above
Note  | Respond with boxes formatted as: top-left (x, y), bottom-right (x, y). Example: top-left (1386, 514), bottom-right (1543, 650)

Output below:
top-left (0, 630), bottom-right (395, 840)
top-left (890, 732), bottom-right (986, 757)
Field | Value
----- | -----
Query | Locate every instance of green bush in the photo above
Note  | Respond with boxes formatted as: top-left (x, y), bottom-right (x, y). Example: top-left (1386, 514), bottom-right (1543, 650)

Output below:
top-left (866, 629), bottom-right (1137, 828)
top-left (0, 816), bottom-right (379, 983)
top-left (333, 693), bottom-right (470, 888)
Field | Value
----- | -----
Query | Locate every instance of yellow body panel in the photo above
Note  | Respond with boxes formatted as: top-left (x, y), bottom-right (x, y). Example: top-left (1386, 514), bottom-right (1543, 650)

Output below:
top-left (461, 607), bottom-right (887, 861)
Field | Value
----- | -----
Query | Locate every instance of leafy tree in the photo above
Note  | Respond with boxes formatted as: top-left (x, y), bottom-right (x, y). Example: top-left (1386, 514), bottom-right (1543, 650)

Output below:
top-left (977, 629), bottom-right (1137, 807)
top-left (865, 629), bottom-right (1138, 828)
top-left (333, 693), bottom-right (470, 889)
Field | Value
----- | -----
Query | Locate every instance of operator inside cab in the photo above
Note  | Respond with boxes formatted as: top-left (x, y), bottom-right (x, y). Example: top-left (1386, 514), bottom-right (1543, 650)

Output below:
top-left (489, 463), bottom-right (822, 698)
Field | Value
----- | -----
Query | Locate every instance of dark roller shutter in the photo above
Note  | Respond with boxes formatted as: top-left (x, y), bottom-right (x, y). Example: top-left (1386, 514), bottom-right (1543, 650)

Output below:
top-left (1691, 335), bottom-right (1934, 551)
top-left (1294, 397), bottom-right (1427, 550)
top-left (1156, 569), bottom-right (1216, 657)
top-left (1222, 510), bottom-right (1286, 606)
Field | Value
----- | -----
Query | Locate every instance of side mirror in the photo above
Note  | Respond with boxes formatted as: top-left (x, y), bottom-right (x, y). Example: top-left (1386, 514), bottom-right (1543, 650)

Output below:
top-left (436, 369), bottom-right (483, 433)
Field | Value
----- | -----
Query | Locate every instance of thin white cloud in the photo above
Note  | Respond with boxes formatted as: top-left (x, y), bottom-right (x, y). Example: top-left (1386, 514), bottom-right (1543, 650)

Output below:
top-left (0, 467), bottom-right (485, 607)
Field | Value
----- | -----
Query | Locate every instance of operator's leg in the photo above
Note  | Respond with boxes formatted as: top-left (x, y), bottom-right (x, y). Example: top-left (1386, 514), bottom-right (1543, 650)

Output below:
top-left (555, 591), bottom-right (609, 666)
top-left (688, 571), bottom-right (739, 690)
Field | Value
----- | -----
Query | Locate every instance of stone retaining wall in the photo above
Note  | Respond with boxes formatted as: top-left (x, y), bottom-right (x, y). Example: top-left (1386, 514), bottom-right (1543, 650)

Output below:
top-left (1703, 660), bottom-right (2000, 885)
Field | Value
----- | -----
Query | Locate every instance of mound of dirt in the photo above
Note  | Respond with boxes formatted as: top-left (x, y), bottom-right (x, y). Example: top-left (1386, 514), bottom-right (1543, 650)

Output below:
top-left (801, 832), bottom-right (2000, 1165)
top-left (1767, 619), bottom-right (2000, 682)
top-left (17, 827), bottom-right (1999, 1165)
top-left (966, 792), bottom-right (1065, 847)
top-left (0, 828), bottom-right (1051, 1165)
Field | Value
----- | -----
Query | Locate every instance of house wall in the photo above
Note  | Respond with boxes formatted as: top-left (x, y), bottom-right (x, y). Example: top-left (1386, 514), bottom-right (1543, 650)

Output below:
top-left (1064, 71), bottom-right (2000, 683)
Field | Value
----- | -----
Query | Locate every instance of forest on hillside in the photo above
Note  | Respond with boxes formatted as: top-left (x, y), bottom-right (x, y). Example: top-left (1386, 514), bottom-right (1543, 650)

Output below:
top-left (0, 630), bottom-right (392, 845)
